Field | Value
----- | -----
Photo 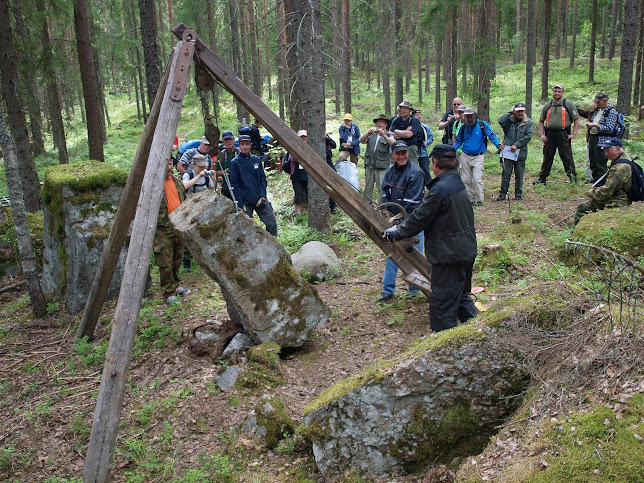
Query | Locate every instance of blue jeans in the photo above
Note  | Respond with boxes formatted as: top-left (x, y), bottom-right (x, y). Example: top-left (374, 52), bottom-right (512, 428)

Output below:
top-left (382, 232), bottom-right (425, 295)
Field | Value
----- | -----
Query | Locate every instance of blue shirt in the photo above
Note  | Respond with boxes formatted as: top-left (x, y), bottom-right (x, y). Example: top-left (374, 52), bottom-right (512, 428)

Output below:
top-left (419, 123), bottom-right (434, 158)
top-left (453, 120), bottom-right (501, 155)
top-left (230, 153), bottom-right (267, 208)
top-left (338, 123), bottom-right (361, 154)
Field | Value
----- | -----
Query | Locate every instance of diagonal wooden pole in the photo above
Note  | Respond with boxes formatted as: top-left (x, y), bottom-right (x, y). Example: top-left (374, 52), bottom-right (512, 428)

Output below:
top-left (77, 50), bottom-right (175, 340)
top-left (172, 23), bottom-right (432, 293)
top-left (82, 31), bottom-right (195, 483)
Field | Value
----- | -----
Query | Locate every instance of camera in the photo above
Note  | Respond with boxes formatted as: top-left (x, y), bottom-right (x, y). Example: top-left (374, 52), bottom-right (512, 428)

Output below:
top-left (204, 170), bottom-right (214, 176)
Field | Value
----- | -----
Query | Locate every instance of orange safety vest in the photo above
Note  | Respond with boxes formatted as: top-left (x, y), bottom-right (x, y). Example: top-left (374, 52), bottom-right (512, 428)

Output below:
top-left (545, 98), bottom-right (570, 129)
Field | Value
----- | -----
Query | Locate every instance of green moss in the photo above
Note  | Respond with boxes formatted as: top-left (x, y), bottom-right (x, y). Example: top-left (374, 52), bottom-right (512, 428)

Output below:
top-left (569, 203), bottom-right (644, 260)
top-left (42, 160), bottom-right (127, 197)
top-left (234, 362), bottom-right (284, 391)
top-left (246, 342), bottom-right (282, 371)
top-left (253, 395), bottom-right (295, 449)
top-left (0, 208), bottom-right (44, 269)
top-left (304, 323), bottom-right (484, 416)
top-left (527, 393), bottom-right (644, 482)
top-left (67, 192), bottom-right (101, 206)
top-left (296, 421), bottom-right (329, 442)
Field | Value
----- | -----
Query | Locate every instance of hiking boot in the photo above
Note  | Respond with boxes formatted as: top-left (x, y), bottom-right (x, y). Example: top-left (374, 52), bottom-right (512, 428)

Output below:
top-left (166, 295), bottom-right (179, 305)
top-left (176, 287), bottom-right (191, 297)
top-left (472, 201), bottom-right (484, 207)
top-left (405, 291), bottom-right (422, 299)
top-left (496, 194), bottom-right (507, 201)
top-left (183, 259), bottom-right (191, 272)
top-left (533, 178), bottom-right (546, 186)
top-left (514, 194), bottom-right (523, 201)
top-left (376, 293), bottom-right (393, 304)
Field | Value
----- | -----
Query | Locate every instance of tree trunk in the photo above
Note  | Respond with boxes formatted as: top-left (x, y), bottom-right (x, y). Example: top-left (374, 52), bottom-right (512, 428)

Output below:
top-left (276, 0), bottom-right (288, 119)
top-left (526, 0), bottom-right (536, 119)
top-left (562, 0), bottom-right (568, 55)
top-left (555, 0), bottom-right (563, 59)
top-left (569, 0), bottom-right (578, 68)
top-left (434, 36), bottom-right (441, 109)
top-left (26, 88), bottom-right (45, 156)
top-left (240, 6), bottom-right (252, 121)
top-left (601, 7), bottom-right (608, 58)
top-left (634, 0), bottom-right (644, 104)
top-left (229, 0), bottom-right (244, 121)
top-left (341, 0), bottom-right (351, 114)
top-left (417, 0), bottom-right (422, 104)
top-left (130, 0), bottom-right (148, 121)
top-left (617, 0), bottom-right (638, 115)
top-left (425, 38), bottom-right (430, 93)
top-left (476, 0), bottom-right (494, 121)
top-left (541, 0), bottom-right (552, 101)
top-left (290, 0), bottom-right (329, 232)
top-left (589, 0), bottom-right (598, 83)
top-left (331, 0), bottom-right (341, 115)
top-left (0, 0), bottom-right (42, 212)
top-left (444, 31), bottom-right (452, 111)
top-left (513, 0), bottom-right (522, 63)
top-left (394, 0), bottom-right (403, 107)
top-left (383, 15), bottom-right (392, 117)
top-left (609, 0), bottom-right (620, 59)
top-left (248, 0), bottom-right (261, 97)
top-left (0, 107), bottom-right (47, 317)
top-left (138, 0), bottom-right (161, 108)
top-left (262, 0), bottom-right (272, 100)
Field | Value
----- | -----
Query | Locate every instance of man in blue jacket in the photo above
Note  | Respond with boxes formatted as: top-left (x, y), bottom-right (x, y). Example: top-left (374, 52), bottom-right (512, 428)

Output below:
top-left (383, 144), bottom-right (478, 332)
top-left (377, 141), bottom-right (426, 303)
top-left (453, 107), bottom-right (503, 206)
top-left (230, 135), bottom-right (278, 236)
top-left (339, 113), bottom-right (361, 164)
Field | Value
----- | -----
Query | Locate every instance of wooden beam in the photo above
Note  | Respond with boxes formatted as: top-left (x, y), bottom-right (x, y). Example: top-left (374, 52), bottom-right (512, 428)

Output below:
top-left (171, 23), bottom-right (432, 293)
top-left (82, 32), bottom-right (195, 483)
top-left (77, 50), bottom-right (174, 340)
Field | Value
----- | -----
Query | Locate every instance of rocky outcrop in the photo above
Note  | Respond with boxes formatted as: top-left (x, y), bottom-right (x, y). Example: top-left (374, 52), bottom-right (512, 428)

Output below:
top-left (41, 161), bottom-right (129, 313)
top-left (302, 322), bottom-right (530, 479)
top-left (291, 241), bottom-right (340, 282)
top-left (170, 190), bottom-right (330, 348)
top-left (241, 394), bottom-right (295, 448)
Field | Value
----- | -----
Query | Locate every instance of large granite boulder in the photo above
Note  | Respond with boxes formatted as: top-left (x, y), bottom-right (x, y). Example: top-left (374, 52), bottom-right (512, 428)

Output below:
top-left (302, 322), bottom-right (530, 479)
top-left (170, 190), bottom-right (330, 348)
top-left (41, 161), bottom-right (129, 313)
top-left (291, 241), bottom-right (340, 282)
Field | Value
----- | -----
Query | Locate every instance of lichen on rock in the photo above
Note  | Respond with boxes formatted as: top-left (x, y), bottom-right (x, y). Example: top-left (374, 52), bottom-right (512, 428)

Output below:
top-left (241, 394), bottom-right (295, 449)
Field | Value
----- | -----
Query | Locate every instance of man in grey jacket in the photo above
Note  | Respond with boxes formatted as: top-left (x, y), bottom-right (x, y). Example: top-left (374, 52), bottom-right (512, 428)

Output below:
top-left (497, 103), bottom-right (534, 201)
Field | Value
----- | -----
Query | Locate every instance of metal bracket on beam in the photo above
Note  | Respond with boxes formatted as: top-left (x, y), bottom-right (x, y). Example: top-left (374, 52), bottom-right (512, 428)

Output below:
top-left (170, 29), bottom-right (196, 101)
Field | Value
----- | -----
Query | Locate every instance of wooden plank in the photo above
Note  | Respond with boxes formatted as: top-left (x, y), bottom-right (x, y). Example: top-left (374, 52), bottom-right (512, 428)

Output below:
top-left (171, 23), bottom-right (432, 293)
top-left (82, 35), bottom-right (194, 483)
top-left (77, 50), bottom-right (174, 340)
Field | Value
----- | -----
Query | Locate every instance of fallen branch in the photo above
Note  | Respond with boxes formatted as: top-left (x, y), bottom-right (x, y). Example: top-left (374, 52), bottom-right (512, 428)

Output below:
top-left (565, 240), bottom-right (644, 275)
top-left (0, 279), bottom-right (26, 294)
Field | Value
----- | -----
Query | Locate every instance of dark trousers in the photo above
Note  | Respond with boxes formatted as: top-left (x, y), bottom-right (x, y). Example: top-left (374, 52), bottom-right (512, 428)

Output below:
top-left (588, 134), bottom-right (608, 182)
top-left (500, 158), bottom-right (526, 196)
top-left (154, 226), bottom-right (185, 298)
top-left (417, 155), bottom-right (432, 186)
top-left (245, 201), bottom-right (278, 236)
top-left (429, 262), bottom-right (477, 332)
top-left (539, 130), bottom-right (576, 179)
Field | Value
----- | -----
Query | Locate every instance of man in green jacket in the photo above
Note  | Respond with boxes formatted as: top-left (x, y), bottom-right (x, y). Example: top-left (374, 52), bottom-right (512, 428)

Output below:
top-left (497, 103), bottom-right (534, 201)
top-left (359, 114), bottom-right (396, 201)
top-left (574, 137), bottom-right (633, 225)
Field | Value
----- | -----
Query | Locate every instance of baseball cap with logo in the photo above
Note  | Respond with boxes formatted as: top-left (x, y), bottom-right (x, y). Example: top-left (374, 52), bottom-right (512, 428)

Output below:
top-left (514, 102), bottom-right (526, 110)
top-left (598, 137), bottom-right (622, 148)
top-left (222, 131), bottom-right (234, 139)
top-left (297, 130), bottom-right (308, 137)
top-left (343, 113), bottom-right (353, 121)
top-left (391, 140), bottom-right (409, 152)
top-left (201, 136), bottom-right (211, 145)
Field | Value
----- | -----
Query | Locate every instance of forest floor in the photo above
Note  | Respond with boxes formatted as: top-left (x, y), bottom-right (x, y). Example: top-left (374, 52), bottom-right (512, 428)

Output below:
top-left (1, 161), bottom-right (642, 482)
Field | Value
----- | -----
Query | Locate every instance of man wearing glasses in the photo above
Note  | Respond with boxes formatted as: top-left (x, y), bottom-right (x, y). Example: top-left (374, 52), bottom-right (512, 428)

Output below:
top-left (438, 98), bottom-right (464, 144)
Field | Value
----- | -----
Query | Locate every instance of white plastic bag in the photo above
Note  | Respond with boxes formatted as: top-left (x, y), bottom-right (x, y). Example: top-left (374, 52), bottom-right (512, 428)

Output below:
top-left (335, 161), bottom-right (359, 191)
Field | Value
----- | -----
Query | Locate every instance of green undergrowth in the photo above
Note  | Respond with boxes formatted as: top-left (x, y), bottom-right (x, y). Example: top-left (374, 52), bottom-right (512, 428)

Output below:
top-left (528, 393), bottom-right (644, 482)
top-left (0, 208), bottom-right (44, 277)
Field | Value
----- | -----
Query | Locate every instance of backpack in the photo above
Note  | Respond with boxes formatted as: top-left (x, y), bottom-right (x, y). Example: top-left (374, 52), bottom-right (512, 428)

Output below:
top-left (238, 126), bottom-right (251, 136)
top-left (604, 106), bottom-right (626, 139)
top-left (615, 158), bottom-right (644, 201)
top-left (545, 98), bottom-right (573, 133)
top-left (456, 120), bottom-right (488, 148)
top-left (281, 153), bottom-right (292, 174)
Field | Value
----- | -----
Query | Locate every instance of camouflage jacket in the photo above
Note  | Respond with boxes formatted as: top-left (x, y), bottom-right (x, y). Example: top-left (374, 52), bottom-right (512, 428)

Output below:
top-left (158, 174), bottom-right (186, 228)
top-left (588, 153), bottom-right (633, 207)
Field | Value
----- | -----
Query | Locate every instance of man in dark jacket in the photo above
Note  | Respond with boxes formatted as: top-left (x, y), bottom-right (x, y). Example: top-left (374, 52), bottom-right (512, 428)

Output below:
top-left (584, 91), bottom-right (620, 182)
top-left (249, 119), bottom-right (264, 156)
top-left (230, 135), bottom-right (278, 236)
top-left (383, 144), bottom-right (478, 332)
top-left (497, 102), bottom-right (534, 201)
top-left (377, 141), bottom-right (426, 303)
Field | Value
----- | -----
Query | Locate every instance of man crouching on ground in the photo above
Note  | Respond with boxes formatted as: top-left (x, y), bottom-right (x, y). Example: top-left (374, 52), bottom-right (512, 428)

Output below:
top-left (383, 144), bottom-right (478, 332)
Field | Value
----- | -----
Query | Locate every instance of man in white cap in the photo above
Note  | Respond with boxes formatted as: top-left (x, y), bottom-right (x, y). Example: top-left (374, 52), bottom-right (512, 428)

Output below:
top-left (282, 130), bottom-right (310, 216)
top-left (178, 136), bottom-right (215, 174)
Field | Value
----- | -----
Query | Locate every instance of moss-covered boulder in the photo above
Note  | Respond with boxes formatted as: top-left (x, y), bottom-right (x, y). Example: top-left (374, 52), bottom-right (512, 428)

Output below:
top-left (41, 161), bottom-right (128, 313)
top-left (569, 203), bottom-right (644, 260)
top-left (241, 394), bottom-right (295, 449)
top-left (0, 207), bottom-right (44, 279)
top-left (170, 190), bottom-right (330, 348)
top-left (302, 321), bottom-right (530, 479)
